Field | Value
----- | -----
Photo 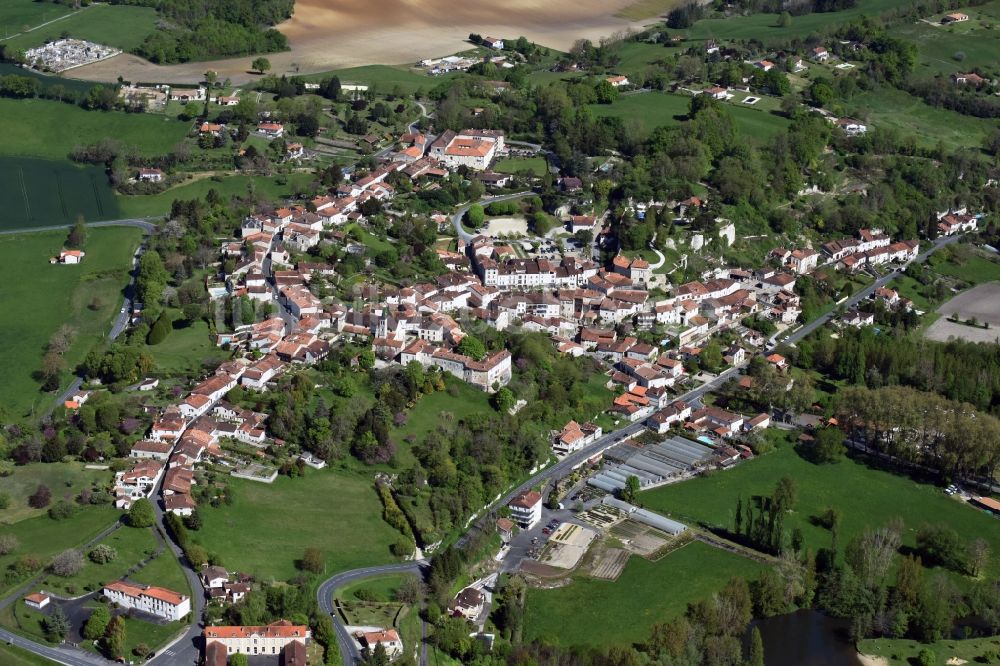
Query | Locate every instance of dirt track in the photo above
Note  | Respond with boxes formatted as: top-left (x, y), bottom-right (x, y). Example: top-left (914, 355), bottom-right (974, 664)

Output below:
top-left (67, 0), bottom-right (645, 84)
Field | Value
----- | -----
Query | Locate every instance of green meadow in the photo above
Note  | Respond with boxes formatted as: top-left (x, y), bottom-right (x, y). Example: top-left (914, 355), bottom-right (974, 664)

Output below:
top-left (0, 227), bottom-right (142, 419)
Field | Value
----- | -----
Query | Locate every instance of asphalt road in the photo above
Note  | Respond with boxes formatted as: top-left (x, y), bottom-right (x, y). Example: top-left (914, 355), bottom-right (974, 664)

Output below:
top-left (146, 474), bottom-right (207, 666)
top-left (316, 562), bottom-right (427, 665)
top-left (779, 234), bottom-right (960, 348)
top-left (0, 218), bottom-right (157, 237)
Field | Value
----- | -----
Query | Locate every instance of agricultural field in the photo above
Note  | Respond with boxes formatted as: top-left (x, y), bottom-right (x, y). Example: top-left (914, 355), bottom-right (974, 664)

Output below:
top-left (641, 441), bottom-right (1000, 579)
top-left (0, 227), bottom-right (142, 419)
top-left (587, 92), bottom-right (790, 139)
top-left (846, 89), bottom-right (996, 151)
top-left (0, 462), bottom-right (108, 524)
top-left (0, 63), bottom-right (93, 95)
top-left (3, 4), bottom-right (157, 52)
top-left (524, 541), bottom-right (765, 647)
top-left (616, 0), bottom-right (685, 21)
top-left (680, 0), bottom-right (918, 42)
top-left (117, 172), bottom-right (317, 218)
top-left (197, 468), bottom-right (400, 583)
top-left (0, 98), bottom-right (189, 161)
top-left (0, 157), bottom-right (120, 229)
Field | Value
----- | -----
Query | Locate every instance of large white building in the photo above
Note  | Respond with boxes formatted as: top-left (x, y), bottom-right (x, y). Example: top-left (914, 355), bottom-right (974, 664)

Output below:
top-left (509, 490), bottom-right (543, 529)
top-left (204, 621), bottom-right (310, 657)
top-left (429, 129), bottom-right (505, 170)
top-left (103, 581), bottom-right (191, 622)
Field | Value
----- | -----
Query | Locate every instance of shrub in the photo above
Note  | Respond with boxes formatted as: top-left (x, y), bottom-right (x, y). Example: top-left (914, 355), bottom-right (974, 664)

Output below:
top-left (48, 500), bottom-right (75, 521)
top-left (0, 535), bottom-right (20, 555)
top-left (89, 544), bottom-right (118, 564)
top-left (51, 549), bottom-right (84, 577)
top-left (28, 484), bottom-right (52, 509)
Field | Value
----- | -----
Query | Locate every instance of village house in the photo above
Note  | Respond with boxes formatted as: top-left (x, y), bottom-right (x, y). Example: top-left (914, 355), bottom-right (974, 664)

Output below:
top-left (138, 167), bottom-right (165, 183)
top-left (257, 122), bottom-right (284, 139)
top-left (53, 249), bottom-right (85, 264)
top-left (553, 420), bottom-right (602, 455)
top-left (24, 593), bottom-right (50, 610)
top-left (606, 75), bottom-right (630, 87)
top-left (811, 46), bottom-right (829, 61)
top-left (841, 309), bottom-right (875, 328)
top-left (952, 72), bottom-right (986, 86)
top-left (941, 12), bottom-right (969, 23)
top-left (450, 587), bottom-right (485, 620)
top-left (361, 629), bottom-right (403, 659)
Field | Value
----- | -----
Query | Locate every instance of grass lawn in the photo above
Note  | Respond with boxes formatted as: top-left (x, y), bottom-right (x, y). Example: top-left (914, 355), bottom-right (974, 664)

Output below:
top-left (890, 3), bottom-right (1000, 77)
top-left (337, 573), bottom-right (412, 603)
top-left (304, 65), bottom-right (456, 95)
top-left (0, 227), bottom-right (142, 419)
top-left (36, 526), bottom-right (159, 597)
top-left (196, 468), bottom-right (400, 583)
top-left (0, 98), bottom-right (189, 161)
top-left (524, 541), bottom-right (764, 647)
top-left (494, 156), bottom-right (548, 176)
top-left (118, 172), bottom-right (316, 217)
top-left (680, 0), bottom-right (916, 42)
top-left (0, 507), bottom-right (119, 597)
top-left (0, 1), bottom-right (72, 34)
top-left (859, 635), bottom-right (1000, 665)
top-left (588, 92), bottom-right (789, 139)
top-left (932, 253), bottom-right (1000, 285)
top-left (641, 442), bottom-right (1000, 579)
top-left (3, 4), bottom-right (157, 52)
top-left (391, 380), bottom-right (493, 462)
top-left (343, 222), bottom-right (394, 254)
top-left (0, 603), bottom-right (51, 645)
top-left (0, 462), bottom-right (108, 524)
top-left (129, 533), bottom-right (191, 596)
top-left (846, 89), bottom-right (996, 151)
top-left (0, 641), bottom-right (54, 666)
top-left (144, 311), bottom-right (230, 376)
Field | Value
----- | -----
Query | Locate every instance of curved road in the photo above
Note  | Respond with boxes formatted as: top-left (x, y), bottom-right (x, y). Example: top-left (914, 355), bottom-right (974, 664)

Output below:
top-left (317, 562), bottom-right (427, 665)
top-left (450, 192), bottom-right (533, 243)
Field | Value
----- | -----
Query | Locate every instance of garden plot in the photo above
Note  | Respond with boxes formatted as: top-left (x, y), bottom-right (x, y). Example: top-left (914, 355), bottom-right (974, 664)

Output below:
top-left (586, 544), bottom-right (631, 580)
top-left (610, 520), bottom-right (672, 557)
